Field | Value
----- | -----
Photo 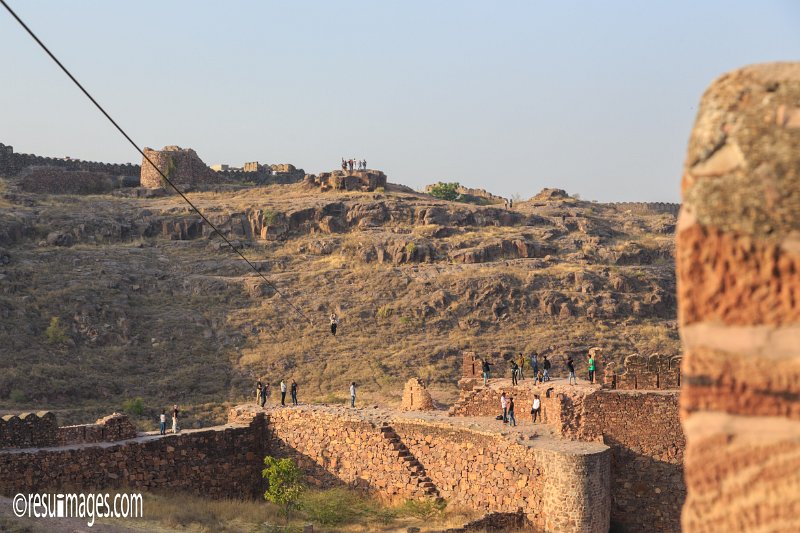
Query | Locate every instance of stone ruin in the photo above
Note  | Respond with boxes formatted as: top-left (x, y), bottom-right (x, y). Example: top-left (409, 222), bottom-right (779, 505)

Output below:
top-left (305, 169), bottom-right (387, 192)
top-left (677, 62), bottom-right (800, 531)
top-left (603, 352), bottom-right (681, 390)
top-left (400, 378), bottom-right (435, 411)
top-left (140, 145), bottom-right (217, 189)
top-left (0, 411), bottom-right (136, 449)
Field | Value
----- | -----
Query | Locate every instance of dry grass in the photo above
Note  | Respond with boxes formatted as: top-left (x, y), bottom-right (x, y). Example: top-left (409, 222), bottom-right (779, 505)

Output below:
top-left (103, 489), bottom-right (482, 533)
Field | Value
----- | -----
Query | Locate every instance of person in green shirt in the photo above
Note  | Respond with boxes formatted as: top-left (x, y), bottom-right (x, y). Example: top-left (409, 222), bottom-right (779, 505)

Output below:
top-left (587, 354), bottom-right (596, 383)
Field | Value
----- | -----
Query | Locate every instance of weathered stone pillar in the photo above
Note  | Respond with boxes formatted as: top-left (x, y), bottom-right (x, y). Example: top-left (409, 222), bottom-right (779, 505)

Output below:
top-left (677, 63), bottom-right (800, 532)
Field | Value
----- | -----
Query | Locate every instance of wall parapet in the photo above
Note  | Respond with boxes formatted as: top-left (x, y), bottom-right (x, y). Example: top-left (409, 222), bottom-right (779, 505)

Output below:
top-left (604, 353), bottom-right (682, 390)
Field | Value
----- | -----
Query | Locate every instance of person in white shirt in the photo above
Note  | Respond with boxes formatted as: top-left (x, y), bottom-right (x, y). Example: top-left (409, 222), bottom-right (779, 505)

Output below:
top-left (172, 404), bottom-right (179, 434)
top-left (159, 409), bottom-right (166, 435)
top-left (350, 382), bottom-right (356, 407)
top-left (531, 394), bottom-right (541, 423)
top-left (500, 392), bottom-right (508, 423)
top-left (280, 380), bottom-right (287, 406)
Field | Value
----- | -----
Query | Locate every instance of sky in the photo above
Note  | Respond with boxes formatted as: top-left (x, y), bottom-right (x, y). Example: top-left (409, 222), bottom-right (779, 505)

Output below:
top-left (1, 1), bottom-right (799, 202)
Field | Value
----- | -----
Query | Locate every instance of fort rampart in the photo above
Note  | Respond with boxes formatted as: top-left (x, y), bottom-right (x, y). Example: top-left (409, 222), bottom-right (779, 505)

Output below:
top-left (0, 143), bottom-right (139, 179)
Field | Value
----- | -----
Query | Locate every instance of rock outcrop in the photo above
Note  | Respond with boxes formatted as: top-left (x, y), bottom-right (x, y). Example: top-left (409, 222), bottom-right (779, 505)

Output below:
top-left (677, 62), bottom-right (800, 532)
top-left (305, 170), bottom-right (387, 192)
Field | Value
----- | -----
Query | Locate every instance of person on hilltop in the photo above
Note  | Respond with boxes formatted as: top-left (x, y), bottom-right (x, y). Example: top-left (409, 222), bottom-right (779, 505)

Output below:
top-left (566, 356), bottom-right (577, 385)
top-left (290, 379), bottom-right (298, 406)
top-left (330, 313), bottom-right (339, 336)
top-left (172, 404), bottom-right (180, 434)
top-left (509, 198), bottom-right (513, 209)
top-left (500, 392), bottom-right (508, 423)
top-left (510, 359), bottom-right (519, 386)
top-left (542, 356), bottom-right (551, 382)
top-left (588, 352), bottom-right (596, 383)
top-left (341, 158), bottom-right (347, 171)
top-left (280, 380), bottom-right (287, 406)
top-left (530, 352), bottom-right (539, 382)
top-left (350, 382), bottom-right (357, 408)
top-left (517, 352), bottom-right (526, 380)
top-left (508, 396), bottom-right (517, 427)
top-left (530, 394), bottom-right (541, 424)
top-left (255, 380), bottom-right (263, 405)
top-left (261, 381), bottom-right (269, 408)
top-left (481, 358), bottom-right (493, 386)
top-left (159, 409), bottom-right (167, 435)
top-left (362, 159), bottom-right (367, 170)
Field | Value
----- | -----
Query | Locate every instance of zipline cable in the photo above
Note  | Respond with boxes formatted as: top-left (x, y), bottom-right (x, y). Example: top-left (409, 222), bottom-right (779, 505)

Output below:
top-left (1, 0), bottom-right (314, 327)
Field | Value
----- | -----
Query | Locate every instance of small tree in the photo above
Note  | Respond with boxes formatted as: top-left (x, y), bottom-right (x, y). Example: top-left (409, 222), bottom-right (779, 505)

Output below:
top-left (428, 182), bottom-right (460, 201)
top-left (44, 316), bottom-right (69, 345)
top-left (262, 456), bottom-right (305, 520)
top-left (122, 397), bottom-right (145, 416)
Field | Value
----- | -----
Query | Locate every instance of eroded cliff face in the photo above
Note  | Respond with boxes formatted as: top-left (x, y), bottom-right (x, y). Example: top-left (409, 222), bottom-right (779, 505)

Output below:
top-left (677, 62), bottom-right (800, 532)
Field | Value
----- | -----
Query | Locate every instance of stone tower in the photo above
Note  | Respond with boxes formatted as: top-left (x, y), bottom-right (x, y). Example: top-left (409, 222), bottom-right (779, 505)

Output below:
top-left (140, 146), bottom-right (216, 189)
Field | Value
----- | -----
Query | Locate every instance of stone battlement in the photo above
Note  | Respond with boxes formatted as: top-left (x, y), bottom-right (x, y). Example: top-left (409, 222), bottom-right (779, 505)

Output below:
top-left (0, 143), bottom-right (140, 179)
top-left (0, 411), bottom-right (137, 450)
top-left (604, 352), bottom-right (682, 390)
top-left (605, 201), bottom-right (681, 216)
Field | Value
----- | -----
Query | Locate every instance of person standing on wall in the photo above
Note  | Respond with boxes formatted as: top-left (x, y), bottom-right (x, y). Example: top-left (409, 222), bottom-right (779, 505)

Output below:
top-left (542, 356), bottom-right (551, 381)
top-left (588, 352), bottom-right (596, 383)
top-left (517, 352), bottom-right (526, 380)
top-left (481, 359), bottom-right (492, 386)
top-left (260, 382), bottom-right (269, 408)
top-left (350, 382), bottom-right (357, 407)
top-left (566, 356), bottom-right (577, 385)
top-left (159, 409), bottom-right (166, 435)
top-left (530, 394), bottom-right (541, 423)
top-left (255, 381), bottom-right (263, 405)
top-left (531, 352), bottom-right (539, 382)
top-left (500, 392), bottom-right (508, 423)
top-left (290, 379), bottom-right (298, 405)
top-left (172, 404), bottom-right (180, 434)
top-left (508, 396), bottom-right (517, 427)
top-left (280, 380), bottom-right (287, 406)
top-left (510, 359), bottom-right (519, 386)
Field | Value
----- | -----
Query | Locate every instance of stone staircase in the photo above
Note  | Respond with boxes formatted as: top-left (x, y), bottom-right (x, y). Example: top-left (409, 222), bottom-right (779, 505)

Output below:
top-left (379, 423), bottom-right (441, 501)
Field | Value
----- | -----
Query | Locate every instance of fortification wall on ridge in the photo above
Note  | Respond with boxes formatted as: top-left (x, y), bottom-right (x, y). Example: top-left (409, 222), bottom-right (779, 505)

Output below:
top-left (0, 412), bottom-right (58, 449)
top-left (605, 202), bottom-right (681, 216)
top-left (0, 143), bottom-right (139, 178)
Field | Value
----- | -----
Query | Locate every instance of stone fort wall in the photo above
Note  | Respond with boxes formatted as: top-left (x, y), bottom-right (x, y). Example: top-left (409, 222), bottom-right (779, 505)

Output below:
top-left (449, 376), bottom-right (684, 532)
top-left (605, 202), bottom-right (681, 216)
top-left (0, 143), bottom-right (140, 179)
top-left (0, 415), bottom-right (267, 499)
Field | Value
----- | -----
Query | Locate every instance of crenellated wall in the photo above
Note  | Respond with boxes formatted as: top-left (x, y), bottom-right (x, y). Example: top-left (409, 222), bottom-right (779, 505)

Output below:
top-left (0, 143), bottom-right (139, 178)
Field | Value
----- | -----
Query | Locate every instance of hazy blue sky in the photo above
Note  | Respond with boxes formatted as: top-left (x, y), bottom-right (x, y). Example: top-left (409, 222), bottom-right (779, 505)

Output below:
top-left (2, 1), bottom-right (798, 201)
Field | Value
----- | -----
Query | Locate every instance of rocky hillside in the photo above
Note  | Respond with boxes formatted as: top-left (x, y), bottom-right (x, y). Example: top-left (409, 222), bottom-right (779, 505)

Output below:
top-left (0, 177), bottom-right (679, 425)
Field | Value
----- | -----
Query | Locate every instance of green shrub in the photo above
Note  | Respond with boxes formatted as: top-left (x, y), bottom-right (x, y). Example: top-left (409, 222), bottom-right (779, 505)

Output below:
top-left (122, 397), bottom-right (145, 416)
top-left (44, 316), bottom-right (69, 345)
top-left (428, 182), bottom-right (460, 201)
top-left (263, 456), bottom-right (305, 519)
top-left (398, 498), bottom-right (447, 519)
top-left (301, 488), bottom-right (364, 526)
top-left (405, 242), bottom-right (417, 255)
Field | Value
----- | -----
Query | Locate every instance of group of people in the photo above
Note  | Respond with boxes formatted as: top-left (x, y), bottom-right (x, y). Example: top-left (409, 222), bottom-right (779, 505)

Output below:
top-left (255, 379), bottom-right (299, 407)
top-left (253, 379), bottom-right (359, 408)
top-left (341, 158), bottom-right (367, 172)
top-left (481, 351), bottom-right (596, 387)
top-left (504, 198), bottom-right (514, 209)
top-left (158, 404), bottom-right (180, 435)
top-left (499, 392), bottom-right (542, 426)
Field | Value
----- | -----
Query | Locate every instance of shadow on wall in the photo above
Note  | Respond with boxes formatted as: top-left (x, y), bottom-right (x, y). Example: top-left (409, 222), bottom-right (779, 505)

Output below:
top-left (605, 436), bottom-right (685, 533)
